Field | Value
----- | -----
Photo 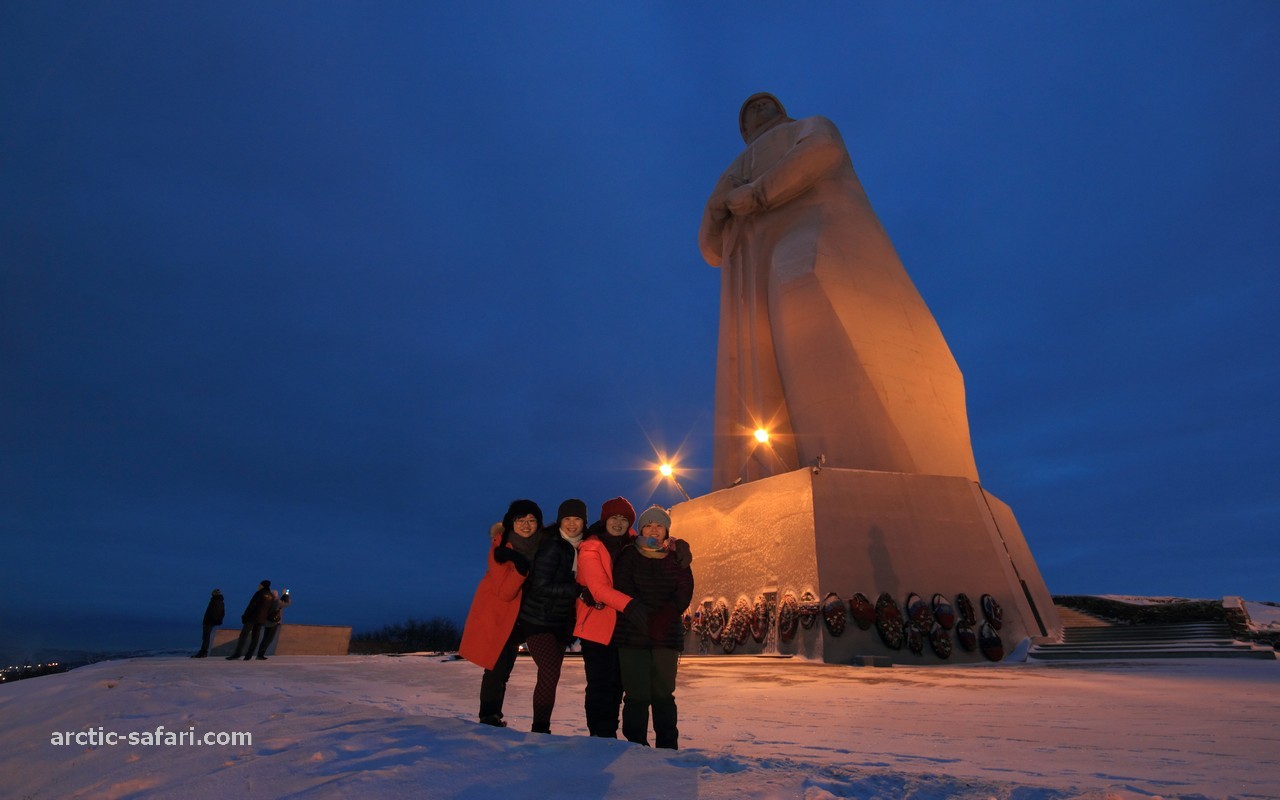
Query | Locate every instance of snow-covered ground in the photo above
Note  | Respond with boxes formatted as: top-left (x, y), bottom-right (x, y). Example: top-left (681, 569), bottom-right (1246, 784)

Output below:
top-left (1245, 602), bottom-right (1280, 633)
top-left (1, 654), bottom-right (1276, 799)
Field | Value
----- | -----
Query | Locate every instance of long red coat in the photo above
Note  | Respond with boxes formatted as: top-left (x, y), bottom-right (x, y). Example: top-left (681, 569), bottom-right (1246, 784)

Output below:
top-left (573, 535), bottom-right (635, 645)
top-left (458, 528), bottom-right (527, 670)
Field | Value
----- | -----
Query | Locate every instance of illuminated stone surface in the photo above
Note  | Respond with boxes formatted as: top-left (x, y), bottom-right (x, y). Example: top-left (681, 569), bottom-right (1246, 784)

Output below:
top-left (674, 468), bottom-right (1062, 663)
top-left (699, 93), bottom-right (978, 489)
top-left (687, 95), bottom-right (1057, 663)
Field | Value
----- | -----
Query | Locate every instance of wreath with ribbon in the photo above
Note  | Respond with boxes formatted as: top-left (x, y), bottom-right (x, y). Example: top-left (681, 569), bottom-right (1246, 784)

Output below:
top-left (905, 622), bottom-right (925, 655)
top-left (955, 593), bottom-right (977, 627)
top-left (979, 621), bottom-right (1004, 661)
top-left (848, 592), bottom-right (876, 630)
top-left (821, 592), bottom-right (847, 637)
top-left (699, 599), bottom-right (729, 643)
top-left (798, 591), bottom-right (820, 629)
top-left (981, 594), bottom-right (1004, 630)
top-left (777, 592), bottom-right (799, 642)
top-left (721, 597), bottom-right (752, 653)
top-left (749, 594), bottom-right (770, 643)
top-left (929, 623), bottom-right (953, 659)
top-left (875, 592), bottom-right (905, 650)
top-left (931, 594), bottom-right (956, 630)
top-left (906, 592), bottom-right (931, 627)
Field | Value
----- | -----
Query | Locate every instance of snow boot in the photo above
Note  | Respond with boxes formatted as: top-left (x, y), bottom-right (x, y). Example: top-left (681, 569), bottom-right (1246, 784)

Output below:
top-left (621, 700), bottom-right (650, 746)
top-left (652, 699), bottom-right (679, 750)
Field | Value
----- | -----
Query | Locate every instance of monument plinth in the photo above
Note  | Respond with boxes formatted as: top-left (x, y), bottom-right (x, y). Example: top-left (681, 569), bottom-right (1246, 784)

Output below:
top-left (686, 93), bottom-right (1059, 663)
top-left (674, 468), bottom-right (1060, 663)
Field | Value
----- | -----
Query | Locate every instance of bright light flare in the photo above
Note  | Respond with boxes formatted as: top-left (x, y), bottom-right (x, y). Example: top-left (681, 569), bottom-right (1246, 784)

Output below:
top-left (754, 428), bottom-right (770, 443)
top-left (659, 463), bottom-right (674, 477)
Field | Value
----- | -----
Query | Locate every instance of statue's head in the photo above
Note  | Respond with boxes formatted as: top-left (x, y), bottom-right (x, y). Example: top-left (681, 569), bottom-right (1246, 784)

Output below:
top-left (739, 92), bottom-right (789, 143)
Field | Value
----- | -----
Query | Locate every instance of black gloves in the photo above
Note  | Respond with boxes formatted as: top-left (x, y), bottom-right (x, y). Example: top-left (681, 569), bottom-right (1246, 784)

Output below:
top-left (580, 586), bottom-right (602, 609)
top-left (670, 538), bottom-right (692, 568)
top-left (622, 599), bottom-right (650, 632)
top-left (493, 546), bottom-right (530, 576)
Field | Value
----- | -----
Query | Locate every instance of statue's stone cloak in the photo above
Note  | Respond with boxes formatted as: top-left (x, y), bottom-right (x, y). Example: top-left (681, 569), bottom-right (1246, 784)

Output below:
top-left (699, 115), bottom-right (979, 488)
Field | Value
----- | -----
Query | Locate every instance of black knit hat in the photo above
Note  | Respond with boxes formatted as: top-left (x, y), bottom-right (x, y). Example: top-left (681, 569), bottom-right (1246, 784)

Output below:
top-left (556, 498), bottom-right (588, 525)
top-left (502, 499), bottom-right (543, 535)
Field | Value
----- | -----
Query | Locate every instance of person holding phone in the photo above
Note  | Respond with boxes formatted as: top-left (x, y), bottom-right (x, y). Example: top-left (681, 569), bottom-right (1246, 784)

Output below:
top-left (255, 589), bottom-right (292, 660)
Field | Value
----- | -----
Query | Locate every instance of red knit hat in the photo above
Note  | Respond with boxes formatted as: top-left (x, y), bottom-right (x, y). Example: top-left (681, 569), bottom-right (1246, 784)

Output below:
top-left (599, 496), bottom-right (636, 526)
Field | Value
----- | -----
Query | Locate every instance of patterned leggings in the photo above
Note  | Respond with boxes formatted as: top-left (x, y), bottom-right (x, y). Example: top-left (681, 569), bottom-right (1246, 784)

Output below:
top-left (524, 632), bottom-right (566, 730)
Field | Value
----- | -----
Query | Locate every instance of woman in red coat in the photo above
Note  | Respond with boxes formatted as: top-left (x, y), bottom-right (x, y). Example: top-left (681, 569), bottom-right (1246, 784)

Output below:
top-left (458, 499), bottom-right (542, 727)
top-left (574, 496), bottom-right (650, 737)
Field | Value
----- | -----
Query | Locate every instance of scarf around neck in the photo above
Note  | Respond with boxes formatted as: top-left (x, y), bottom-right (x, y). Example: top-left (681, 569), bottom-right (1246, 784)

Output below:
top-left (561, 528), bottom-right (584, 573)
top-left (506, 528), bottom-right (541, 562)
top-left (636, 534), bottom-right (670, 560)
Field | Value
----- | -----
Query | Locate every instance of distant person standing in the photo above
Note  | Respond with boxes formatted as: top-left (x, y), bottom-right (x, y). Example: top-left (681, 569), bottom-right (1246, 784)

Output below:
top-left (254, 589), bottom-right (292, 660)
top-left (192, 589), bottom-right (224, 658)
top-left (226, 580), bottom-right (272, 660)
top-left (612, 506), bottom-right (694, 749)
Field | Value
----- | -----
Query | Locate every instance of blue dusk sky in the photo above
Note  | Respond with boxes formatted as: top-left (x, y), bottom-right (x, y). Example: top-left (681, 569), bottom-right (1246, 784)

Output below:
top-left (2, 2), bottom-right (1276, 656)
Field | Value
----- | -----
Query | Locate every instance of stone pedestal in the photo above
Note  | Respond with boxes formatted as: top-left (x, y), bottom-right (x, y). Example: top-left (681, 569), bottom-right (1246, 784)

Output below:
top-left (671, 467), bottom-right (1060, 664)
top-left (211, 624), bottom-right (352, 657)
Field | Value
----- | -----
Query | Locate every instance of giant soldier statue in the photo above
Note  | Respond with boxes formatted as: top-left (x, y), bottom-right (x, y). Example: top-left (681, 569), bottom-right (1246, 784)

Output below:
top-left (699, 92), bottom-right (980, 489)
top-left (682, 93), bottom-right (1060, 664)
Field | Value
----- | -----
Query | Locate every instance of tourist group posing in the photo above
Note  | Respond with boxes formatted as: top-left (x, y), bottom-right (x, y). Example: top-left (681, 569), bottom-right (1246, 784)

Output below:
top-left (459, 497), bottom-right (694, 749)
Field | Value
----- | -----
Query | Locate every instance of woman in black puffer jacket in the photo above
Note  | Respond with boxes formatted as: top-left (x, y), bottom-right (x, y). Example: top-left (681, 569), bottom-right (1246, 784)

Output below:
top-left (612, 505), bottom-right (694, 749)
top-left (517, 498), bottom-right (587, 733)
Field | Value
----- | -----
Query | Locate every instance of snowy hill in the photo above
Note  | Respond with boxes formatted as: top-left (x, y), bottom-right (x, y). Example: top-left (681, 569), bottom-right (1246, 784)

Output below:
top-left (1, 654), bottom-right (1277, 799)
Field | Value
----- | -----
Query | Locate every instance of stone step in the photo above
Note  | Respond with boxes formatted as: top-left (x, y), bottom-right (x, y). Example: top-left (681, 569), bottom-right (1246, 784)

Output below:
top-left (1063, 623), bottom-right (1232, 642)
top-left (1030, 646), bottom-right (1276, 661)
top-left (1031, 619), bottom-right (1277, 661)
top-left (1053, 606), bottom-right (1113, 628)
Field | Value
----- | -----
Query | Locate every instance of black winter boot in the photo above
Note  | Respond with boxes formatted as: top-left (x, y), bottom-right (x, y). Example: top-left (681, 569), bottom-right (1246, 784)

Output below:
top-left (652, 699), bottom-right (679, 750)
top-left (621, 700), bottom-right (650, 746)
top-left (531, 705), bottom-right (553, 734)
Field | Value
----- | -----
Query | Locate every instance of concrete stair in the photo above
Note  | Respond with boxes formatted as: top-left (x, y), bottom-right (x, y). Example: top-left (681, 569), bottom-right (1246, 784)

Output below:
top-left (1030, 619), bottom-right (1277, 661)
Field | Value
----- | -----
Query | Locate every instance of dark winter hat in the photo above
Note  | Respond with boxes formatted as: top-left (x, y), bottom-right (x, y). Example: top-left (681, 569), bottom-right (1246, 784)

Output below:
top-left (260, 580), bottom-right (271, 589)
top-left (636, 505), bottom-right (671, 532)
top-left (502, 499), bottom-right (544, 532)
top-left (556, 498), bottom-right (588, 524)
top-left (599, 496), bottom-right (636, 525)
top-left (211, 589), bottom-right (221, 596)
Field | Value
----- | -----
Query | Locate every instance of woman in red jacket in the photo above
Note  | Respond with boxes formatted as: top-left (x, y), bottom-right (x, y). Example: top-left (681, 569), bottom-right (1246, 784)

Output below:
top-left (458, 499), bottom-right (543, 727)
top-left (574, 496), bottom-right (649, 738)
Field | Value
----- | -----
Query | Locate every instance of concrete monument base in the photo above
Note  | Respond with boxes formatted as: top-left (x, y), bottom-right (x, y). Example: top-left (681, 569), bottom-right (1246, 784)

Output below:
top-left (211, 624), bottom-right (352, 657)
top-left (672, 467), bottom-right (1061, 664)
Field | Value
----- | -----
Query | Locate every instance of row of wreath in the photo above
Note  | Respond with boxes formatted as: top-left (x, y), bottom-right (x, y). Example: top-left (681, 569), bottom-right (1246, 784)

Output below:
top-left (684, 590), bottom-right (1007, 660)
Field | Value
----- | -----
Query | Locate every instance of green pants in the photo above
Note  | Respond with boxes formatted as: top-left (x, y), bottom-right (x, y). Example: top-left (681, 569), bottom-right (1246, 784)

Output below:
top-left (617, 647), bottom-right (680, 749)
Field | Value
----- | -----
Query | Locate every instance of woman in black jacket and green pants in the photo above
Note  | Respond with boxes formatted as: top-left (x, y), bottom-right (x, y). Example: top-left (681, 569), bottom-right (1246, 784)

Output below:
top-left (611, 505), bottom-right (694, 749)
